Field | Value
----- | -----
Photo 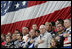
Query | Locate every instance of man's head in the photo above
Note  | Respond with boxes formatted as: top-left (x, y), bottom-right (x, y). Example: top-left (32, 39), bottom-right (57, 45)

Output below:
top-left (7, 32), bottom-right (11, 36)
top-left (14, 29), bottom-right (20, 34)
top-left (6, 36), bottom-right (11, 43)
top-left (30, 29), bottom-right (36, 37)
top-left (1, 34), bottom-right (6, 40)
top-left (22, 27), bottom-right (29, 35)
top-left (32, 24), bottom-right (38, 30)
top-left (16, 33), bottom-right (22, 40)
top-left (64, 19), bottom-right (71, 29)
top-left (39, 25), bottom-right (46, 34)
top-left (45, 22), bottom-right (52, 31)
top-left (12, 34), bottom-right (17, 40)
top-left (56, 23), bottom-right (64, 32)
top-left (56, 19), bottom-right (64, 26)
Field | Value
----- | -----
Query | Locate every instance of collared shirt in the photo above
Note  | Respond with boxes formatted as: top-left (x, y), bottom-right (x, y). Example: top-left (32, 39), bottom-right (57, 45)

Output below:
top-left (35, 31), bottom-right (52, 48)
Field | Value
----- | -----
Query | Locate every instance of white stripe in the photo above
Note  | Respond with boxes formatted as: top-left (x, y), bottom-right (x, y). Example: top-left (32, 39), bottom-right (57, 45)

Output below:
top-left (1, 1), bottom-right (71, 25)
top-left (64, 44), bottom-right (71, 46)
top-left (64, 41), bottom-right (71, 44)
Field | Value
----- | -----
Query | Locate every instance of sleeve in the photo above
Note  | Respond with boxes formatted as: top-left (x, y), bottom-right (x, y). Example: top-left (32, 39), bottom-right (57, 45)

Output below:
top-left (47, 33), bottom-right (52, 48)
top-left (34, 37), bottom-right (39, 48)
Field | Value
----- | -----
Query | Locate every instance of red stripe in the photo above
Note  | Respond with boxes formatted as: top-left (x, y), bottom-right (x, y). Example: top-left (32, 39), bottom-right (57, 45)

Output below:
top-left (28, 1), bottom-right (47, 7)
top-left (1, 6), bottom-right (71, 34)
top-left (65, 42), bottom-right (71, 44)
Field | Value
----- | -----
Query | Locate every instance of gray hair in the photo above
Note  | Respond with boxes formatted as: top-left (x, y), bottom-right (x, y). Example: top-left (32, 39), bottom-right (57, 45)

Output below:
top-left (22, 27), bottom-right (28, 30)
top-left (39, 25), bottom-right (46, 29)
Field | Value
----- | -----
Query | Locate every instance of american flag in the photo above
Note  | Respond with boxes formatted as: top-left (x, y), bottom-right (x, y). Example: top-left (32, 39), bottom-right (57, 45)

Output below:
top-left (1, 1), bottom-right (71, 34)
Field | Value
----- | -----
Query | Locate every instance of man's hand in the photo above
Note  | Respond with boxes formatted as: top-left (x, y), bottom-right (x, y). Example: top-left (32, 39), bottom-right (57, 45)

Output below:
top-left (63, 33), bottom-right (70, 37)
top-left (38, 40), bottom-right (44, 44)
top-left (55, 36), bottom-right (60, 40)
top-left (30, 39), bottom-right (35, 43)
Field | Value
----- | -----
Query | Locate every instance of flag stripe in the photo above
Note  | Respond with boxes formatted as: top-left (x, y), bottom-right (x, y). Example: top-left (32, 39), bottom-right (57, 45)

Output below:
top-left (1, 6), bottom-right (71, 34)
top-left (28, 1), bottom-right (47, 7)
top-left (1, 1), bottom-right (71, 25)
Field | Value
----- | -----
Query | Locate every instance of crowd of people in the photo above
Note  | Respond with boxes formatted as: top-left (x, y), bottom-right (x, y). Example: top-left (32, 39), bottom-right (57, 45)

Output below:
top-left (1, 19), bottom-right (71, 48)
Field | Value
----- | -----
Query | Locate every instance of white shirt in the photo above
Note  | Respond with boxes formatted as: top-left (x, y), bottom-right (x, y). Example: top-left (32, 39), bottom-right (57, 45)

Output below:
top-left (23, 34), bottom-right (28, 42)
top-left (35, 31), bottom-right (52, 48)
